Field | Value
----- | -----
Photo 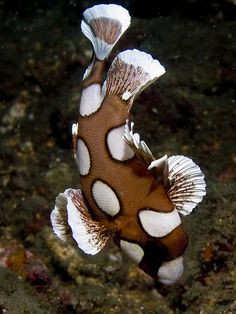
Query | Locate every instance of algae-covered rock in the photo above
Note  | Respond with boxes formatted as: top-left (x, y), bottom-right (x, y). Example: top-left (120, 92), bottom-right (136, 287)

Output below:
top-left (0, 0), bottom-right (235, 313)
top-left (0, 267), bottom-right (57, 314)
top-left (43, 227), bottom-right (173, 313)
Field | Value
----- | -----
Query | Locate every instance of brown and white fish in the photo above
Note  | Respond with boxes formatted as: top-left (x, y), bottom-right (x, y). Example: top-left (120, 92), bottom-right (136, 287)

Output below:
top-left (50, 4), bottom-right (206, 285)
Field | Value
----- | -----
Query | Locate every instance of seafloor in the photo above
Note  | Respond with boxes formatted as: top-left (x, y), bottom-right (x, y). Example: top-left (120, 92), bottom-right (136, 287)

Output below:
top-left (0, 0), bottom-right (235, 313)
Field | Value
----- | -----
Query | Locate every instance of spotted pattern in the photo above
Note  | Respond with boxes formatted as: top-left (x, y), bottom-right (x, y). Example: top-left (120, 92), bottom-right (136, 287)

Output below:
top-left (77, 139), bottom-right (91, 176)
top-left (120, 240), bottom-right (144, 264)
top-left (157, 255), bottom-right (184, 285)
top-left (92, 180), bottom-right (120, 216)
top-left (138, 209), bottom-right (181, 238)
top-left (107, 125), bottom-right (134, 161)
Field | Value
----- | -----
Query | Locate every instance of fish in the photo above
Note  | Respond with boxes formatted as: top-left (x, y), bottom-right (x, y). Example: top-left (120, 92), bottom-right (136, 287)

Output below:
top-left (50, 3), bottom-right (206, 285)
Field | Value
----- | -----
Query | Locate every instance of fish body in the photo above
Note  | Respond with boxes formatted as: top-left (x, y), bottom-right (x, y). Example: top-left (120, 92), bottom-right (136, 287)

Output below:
top-left (51, 4), bottom-right (206, 285)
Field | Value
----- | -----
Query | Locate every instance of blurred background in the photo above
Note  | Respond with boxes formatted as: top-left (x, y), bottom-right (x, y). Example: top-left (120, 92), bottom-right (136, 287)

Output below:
top-left (0, 0), bottom-right (235, 313)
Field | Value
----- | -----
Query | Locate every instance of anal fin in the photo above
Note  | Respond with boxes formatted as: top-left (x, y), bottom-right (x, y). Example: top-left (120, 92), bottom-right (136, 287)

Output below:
top-left (51, 189), bottom-right (111, 255)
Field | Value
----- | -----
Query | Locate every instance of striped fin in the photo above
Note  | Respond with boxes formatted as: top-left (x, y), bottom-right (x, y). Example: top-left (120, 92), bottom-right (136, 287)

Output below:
top-left (167, 155), bottom-right (206, 215)
top-left (50, 189), bottom-right (111, 255)
top-left (106, 49), bottom-right (165, 105)
top-left (50, 192), bottom-right (72, 242)
top-left (81, 4), bottom-right (130, 61)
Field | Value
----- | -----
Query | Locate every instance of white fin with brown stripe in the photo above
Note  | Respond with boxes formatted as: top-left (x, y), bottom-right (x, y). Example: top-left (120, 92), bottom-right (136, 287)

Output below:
top-left (106, 49), bottom-right (165, 105)
top-left (81, 4), bottom-right (131, 61)
top-left (50, 189), bottom-right (111, 255)
top-left (167, 155), bottom-right (206, 215)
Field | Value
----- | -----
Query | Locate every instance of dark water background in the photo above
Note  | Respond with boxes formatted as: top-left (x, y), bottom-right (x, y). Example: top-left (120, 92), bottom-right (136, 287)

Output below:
top-left (0, 0), bottom-right (235, 313)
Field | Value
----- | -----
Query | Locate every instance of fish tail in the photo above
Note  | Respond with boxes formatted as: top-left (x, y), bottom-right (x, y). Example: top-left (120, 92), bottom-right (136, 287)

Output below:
top-left (106, 49), bottom-right (165, 106)
top-left (81, 4), bottom-right (131, 61)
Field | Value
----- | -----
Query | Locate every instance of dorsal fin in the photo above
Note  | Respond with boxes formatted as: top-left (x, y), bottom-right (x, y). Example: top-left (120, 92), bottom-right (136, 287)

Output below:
top-left (123, 120), bottom-right (169, 185)
top-left (123, 120), bottom-right (155, 165)
top-left (167, 155), bottom-right (206, 215)
top-left (106, 49), bottom-right (165, 107)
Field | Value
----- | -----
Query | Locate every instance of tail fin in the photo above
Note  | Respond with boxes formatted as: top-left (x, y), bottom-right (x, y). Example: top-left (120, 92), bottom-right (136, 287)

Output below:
top-left (106, 49), bottom-right (165, 105)
top-left (81, 4), bottom-right (131, 61)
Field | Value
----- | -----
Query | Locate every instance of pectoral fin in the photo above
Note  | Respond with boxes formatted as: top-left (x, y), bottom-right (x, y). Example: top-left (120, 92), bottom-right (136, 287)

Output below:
top-left (51, 189), bottom-right (111, 255)
top-left (167, 155), bottom-right (206, 215)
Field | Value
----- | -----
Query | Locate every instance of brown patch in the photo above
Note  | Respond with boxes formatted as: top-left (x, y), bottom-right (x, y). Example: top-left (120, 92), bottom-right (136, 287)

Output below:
top-left (72, 131), bottom-right (78, 158)
top-left (90, 17), bottom-right (122, 44)
top-left (82, 59), bottom-right (106, 88)
top-left (130, 159), bottom-right (150, 177)
top-left (139, 240), bottom-right (168, 279)
top-left (114, 215), bottom-right (148, 244)
top-left (160, 225), bottom-right (188, 261)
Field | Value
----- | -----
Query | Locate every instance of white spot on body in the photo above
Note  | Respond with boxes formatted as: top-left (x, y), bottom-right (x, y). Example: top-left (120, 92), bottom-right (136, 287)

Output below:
top-left (79, 84), bottom-right (104, 116)
top-left (72, 123), bottom-right (78, 135)
top-left (92, 180), bottom-right (120, 216)
top-left (120, 240), bottom-right (144, 264)
top-left (158, 255), bottom-right (184, 285)
top-left (77, 139), bottom-right (91, 176)
top-left (138, 209), bottom-right (181, 238)
top-left (107, 125), bottom-right (134, 161)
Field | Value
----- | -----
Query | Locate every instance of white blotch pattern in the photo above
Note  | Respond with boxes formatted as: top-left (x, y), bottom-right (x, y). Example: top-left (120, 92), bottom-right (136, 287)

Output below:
top-left (72, 123), bottom-right (78, 136)
top-left (77, 139), bottom-right (91, 176)
top-left (107, 125), bottom-right (134, 160)
top-left (139, 209), bottom-right (181, 238)
top-left (120, 240), bottom-right (144, 264)
top-left (79, 84), bottom-right (104, 116)
top-left (158, 255), bottom-right (184, 285)
top-left (92, 180), bottom-right (120, 216)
